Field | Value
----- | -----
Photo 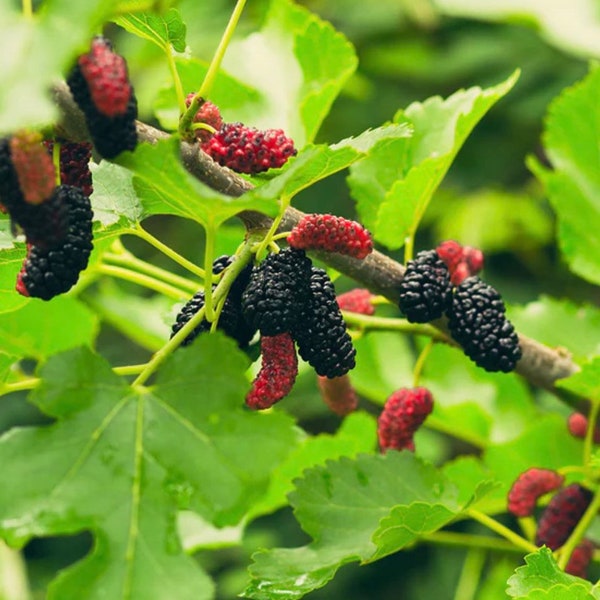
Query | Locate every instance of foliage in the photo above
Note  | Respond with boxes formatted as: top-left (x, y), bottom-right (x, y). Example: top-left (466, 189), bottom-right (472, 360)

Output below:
top-left (0, 1), bottom-right (600, 599)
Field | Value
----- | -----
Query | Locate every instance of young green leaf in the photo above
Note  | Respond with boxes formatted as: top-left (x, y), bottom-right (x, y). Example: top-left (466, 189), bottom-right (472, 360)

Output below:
top-left (530, 67), bottom-right (600, 286)
top-left (114, 8), bottom-right (187, 52)
top-left (348, 70), bottom-right (519, 249)
top-left (0, 336), bottom-right (299, 599)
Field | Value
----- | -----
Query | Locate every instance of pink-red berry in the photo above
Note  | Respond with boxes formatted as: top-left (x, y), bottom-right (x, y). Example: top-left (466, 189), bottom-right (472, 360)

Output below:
top-left (567, 412), bottom-right (600, 444)
top-left (246, 333), bottom-right (298, 410)
top-left (185, 94), bottom-right (223, 143)
top-left (507, 468), bottom-right (565, 517)
top-left (377, 387), bottom-right (434, 452)
top-left (317, 374), bottom-right (358, 416)
top-left (535, 484), bottom-right (593, 550)
top-left (201, 122), bottom-right (296, 174)
top-left (336, 288), bottom-right (376, 315)
top-left (43, 139), bottom-right (93, 197)
top-left (287, 214), bottom-right (373, 260)
top-left (436, 240), bottom-right (484, 285)
top-left (565, 539), bottom-right (595, 578)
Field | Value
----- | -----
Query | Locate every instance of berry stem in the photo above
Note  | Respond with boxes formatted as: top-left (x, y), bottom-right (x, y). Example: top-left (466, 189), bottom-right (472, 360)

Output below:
top-left (113, 364), bottom-right (148, 376)
top-left (164, 47), bottom-right (186, 115)
top-left (517, 516), bottom-right (537, 542)
top-left (556, 484), bottom-right (600, 570)
top-left (179, 0), bottom-right (247, 138)
top-left (252, 197), bottom-right (290, 261)
top-left (132, 224), bottom-right (206, 279)
top-left (465, 508), bottom-right (538, 553)
top-left (0, 377), bottom-right (40, 397)
top-left (203, 222), bottom-right (217, 321)
top-left (453, 548), bottom-right (485, 600)
top-left (584, 397), bottom-right (600, 467)
top-left (131, 236), bottom-right (257, 387)
top-left (103, 247), bottom-right (200, 294)
top-left (52, 140), bottom-right (61, 186)
top-left (95, 264), bottom-right (189, 300)
top-left (412, 339), bottom-right (434, 387)
top-left (341, 311), bottom-right (452, 343)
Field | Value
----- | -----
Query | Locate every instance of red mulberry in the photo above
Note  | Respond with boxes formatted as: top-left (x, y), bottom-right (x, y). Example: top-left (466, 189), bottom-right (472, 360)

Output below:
top-left (201, 122), bottom-right (296, 174)
top-left (398, 250), bottom-right (451, 323)
top-left (317, 374), bottom-right (358, 416)
top-left (565, 539), bottom-right (595, 578)
top-left (44, 139), bottom-right (93, 197)
top-left (446, 276), bottom-right (521, 372)
top-left (567, 413), bottom-right (600, 444)
top-left (185, 94), bottom-right (223, 143)
top-left (377, 387), bottom-right (433, 452)
top-left (535, 484), bottom-right (593, 550)
top-left (507, 468), bottom-right (565, 517)
top-left (67, 36), bottom-right (138, 159)
top-left (15, 185), bottom-right (94, 300)
top-left (241, 248), bottom-right (313, 336)
top-left (287, 214), bottom-right (373, 260)
top-left (246, 333), bottom-right (298, 410)
top-left (292, 267), bottom-right (356, 378)
top-left (337, 288), bottom-right (376, 316)
top-left (436, 240), bottom-right (485, 286)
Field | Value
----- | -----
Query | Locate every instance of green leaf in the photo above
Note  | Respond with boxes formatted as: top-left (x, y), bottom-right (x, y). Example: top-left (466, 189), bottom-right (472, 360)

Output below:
top-left (243, 452), bottom-right (464, 600)
top-left (507, 548), bottom-right (595, 598)
top-left (530, 67), bottom-right (600, 285)
top-left (0, 336), bottom-right (299, 599)
top-left (116, 137), bottom-right (279, 226)
top-left (0, 296), bottom-right (98, 360)
top-left (222, 0), bottom-right (358, 146)
top-left (348, 70), bottom-right (519, 249)
top-left (556, 357), bottom-right (600, 401)
top-left (0, 245), bottom-right (29, 314)
top-left (114, 8), bottom-right (187, 52)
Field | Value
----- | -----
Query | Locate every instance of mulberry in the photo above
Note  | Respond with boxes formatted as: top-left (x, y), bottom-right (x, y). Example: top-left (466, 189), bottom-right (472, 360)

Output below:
top-left (67, 36), bottom-right (138, 159)
top-left (185, 94), bottom-right (223, 143)
top-left (15, 185), bottom-right (93, 300)
top-left (241, 248), bottom-right (313, 336)
top-left (446, 276), bottom-right (521, 372)
top-left (565, 539), bottom-right (595, 578)
top-left (246, 333), bottom-right (298, 410)
top-left (201, 122), bottom-right (296, 174)
top-left (211, 254), bottom-right (253, 299)
top-left (507, 468), bottom-right (565, 517)
top-left (337, 288), bottom-right (376, 316)
top-left (317, 374), bottom-right (358, 416)
top-left (377, 387), bottom-right (434, 452)
top-left (292, 267), bottom-right (356, 378)
top-left (44, 139), bottom-right (93, 196)
top-left (535, 484), bottom-right (593, 550)
top-left (398, 250), bottom-right (451, 323)
top-left (436, 240), bottom-right (484, 285)
top-left (567, 413), bottom-right (600, 444)
top-left (287, 214), bottom-right (373, 260)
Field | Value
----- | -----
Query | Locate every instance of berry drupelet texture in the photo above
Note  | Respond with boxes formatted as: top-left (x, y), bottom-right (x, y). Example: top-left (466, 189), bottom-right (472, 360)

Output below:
top-left (398, 250), bottom-right (452, 323)
top-left (184, 94), bottom-right (223, 143)
top-left (16, 185), bottom-right (94, 300)
top-left (535, 484), bottom-right (593, 550)
top-left (436, 240), bottom-right (484, 286)
top-left (336, 288), bottom-right (376, 316)
top-left (446, 276), bottom-right (522, 372)
top-left (377, 387), bottom-right (434, 452)
top-left (565, 539), bottom-right (595, 578)
top-left (292, 267), bottom-right (356, 379)
top-left (506, 468), bottom-right (565, 517)
top-left (241, 248), bottom-right (313, 336)
top-left (201, 122), bottom-right (296, 174)
top-left (317, 374), bottom-right (358, 416)
top-left (287, 214), bottom-right (373, 259)
top-left (67, 36), bottom-right (138, 159)
top-left (44, 139), bottom-right (93, 197)
top-left (246, 333), bottom-right (298, 410)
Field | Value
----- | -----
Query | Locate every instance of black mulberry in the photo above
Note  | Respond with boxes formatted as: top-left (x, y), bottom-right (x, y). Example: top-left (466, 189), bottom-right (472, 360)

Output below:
top-left (211, 254), bottom-right (253, 299)
top-left (446, 276), bottom-right (521, 373)
top-left (44, 139), bottom-right (93, 197)
top-left (241, 248), bottom-right (313, 336)
top-left (66, 36), bottom-right (138, 159)
top-left (16, 185), bottom-right (94, 300)
top-left (398, 250), bottom-right (451, 323)
top-left (292, 267), bottom-right (356, 378)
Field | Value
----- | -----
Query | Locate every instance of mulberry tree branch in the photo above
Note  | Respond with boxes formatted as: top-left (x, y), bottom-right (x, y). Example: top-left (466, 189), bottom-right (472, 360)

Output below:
top-left (51, 81), bottom-right (583, 409)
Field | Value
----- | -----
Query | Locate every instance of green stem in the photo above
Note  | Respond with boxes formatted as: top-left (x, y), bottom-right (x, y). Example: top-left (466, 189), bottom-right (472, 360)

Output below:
top-left (113, 364), bottom-right (148, 376)
top-left (22, 0), bottom-right (33, 18)
top-left (557, 484), bottom-right (600, 570)
top-left (103, 251), bottom-right (199, 294)
top-left (342, 312), bottom-right (451, 343)
top-left (253, 197), bottom-right (290, 261)
top-left (132, 225), bottom-right (206, 279)
top-left (584, 398), bottom-right (600, 467)
top-left (131, 238), bottom-right (257, 387)
top-left (203, 223), bottom-right (217, 321)
top-left (421, 530), bottom-right (526, 554)
top-left (465, 509), bottom-right (538, 554)
top-left (454, 548), bottom-right (486, 600)
top-left (0, 378), bottom-right (39, 397)
top-left (96, 264), bottom-right (188, 300)
top-left (413, 339), bottom-right (434, 387)
top-left (166, 48), bottom-right (186, 114)
top-left (518, 516), bottom-right (537, 542)
top-left (179, 0), bottom-right (247, 138)
top-left (52, 141), bottom-right (61, 186)
top-left (404, 235), bottom-right (415, 264)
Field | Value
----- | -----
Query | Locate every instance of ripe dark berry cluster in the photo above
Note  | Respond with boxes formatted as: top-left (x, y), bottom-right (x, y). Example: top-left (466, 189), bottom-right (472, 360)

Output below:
top-left (184, 94), bottom-right (223, 143)
top-left (287, 214), bottom-right (373, 259)
top-left (15, 185), bottom-right (94, 300)
top-left (507, 468), bottom-right (564, 517)
top-left (336, 288), bottom-right (376, 316)
top-left (67, 36), bottom-right (138, 159)
top-left (377, 387), bottom-right (434, 452)
top-left (317, 374), bottom-right (358, 416)
top-left (246, 333), bottom-right (298, 410)
top-left (43, 139), bottom-right (93, 197)
top-left (201, 122), bottom-right (296, 174)
top-left (436, 239), bottom-right (484, 285)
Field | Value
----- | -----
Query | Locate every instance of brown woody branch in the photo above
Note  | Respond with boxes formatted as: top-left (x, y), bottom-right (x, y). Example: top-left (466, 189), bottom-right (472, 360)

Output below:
top-left (52, 82), bottom-right (584, 410)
